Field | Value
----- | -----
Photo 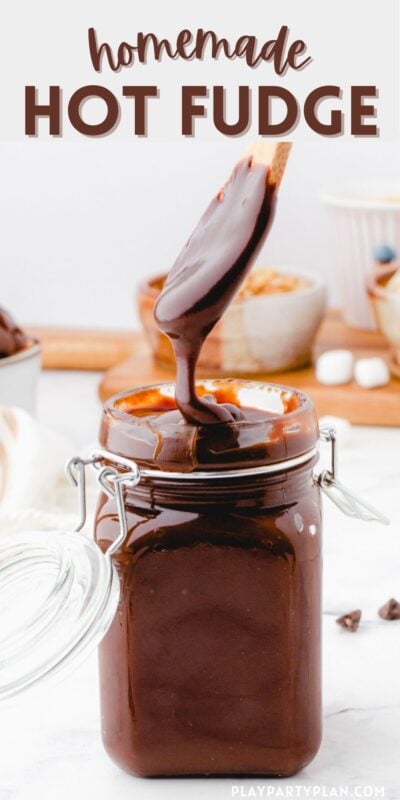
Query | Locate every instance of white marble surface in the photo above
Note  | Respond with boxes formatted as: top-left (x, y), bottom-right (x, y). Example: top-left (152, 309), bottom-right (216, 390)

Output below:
top-left (1, 370), bottom-right (400, 800)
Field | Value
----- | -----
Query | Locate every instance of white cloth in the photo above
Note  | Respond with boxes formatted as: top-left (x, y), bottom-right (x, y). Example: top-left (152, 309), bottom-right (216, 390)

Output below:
top-left (0, 407), bottom-right (96, 535)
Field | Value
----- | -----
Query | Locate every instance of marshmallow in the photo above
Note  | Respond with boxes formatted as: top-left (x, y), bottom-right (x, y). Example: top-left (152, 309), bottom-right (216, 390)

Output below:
top-left (354, 357), bottom-right (390, 389)
top-left (316, 350), bottom-right (354, 385)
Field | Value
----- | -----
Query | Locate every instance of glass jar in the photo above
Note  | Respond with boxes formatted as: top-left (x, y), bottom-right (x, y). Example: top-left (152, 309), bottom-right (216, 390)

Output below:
top-left (0, 378), bottom-right (387, 776)
top-left (94, 379), bottom-right (322, 777)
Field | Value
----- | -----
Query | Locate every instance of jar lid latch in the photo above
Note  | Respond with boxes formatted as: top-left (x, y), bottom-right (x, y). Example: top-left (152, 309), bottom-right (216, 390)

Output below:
top-left (318, 428), bottom-right (389, 525)
top-left (66, 453), bottom-right (141, 554)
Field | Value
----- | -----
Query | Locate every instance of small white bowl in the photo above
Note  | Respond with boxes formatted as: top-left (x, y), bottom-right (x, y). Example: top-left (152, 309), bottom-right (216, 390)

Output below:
top-left (0, 341), bottom-right (41, 415)
top-left (224, 270), bottom-right (326, 373)
top-left (138, 269), bottom-right (326, 374)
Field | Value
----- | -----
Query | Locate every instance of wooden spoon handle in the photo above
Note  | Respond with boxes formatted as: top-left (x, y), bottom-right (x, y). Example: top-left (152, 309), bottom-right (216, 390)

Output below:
top-left (244, 141), bottom-right (292, 187)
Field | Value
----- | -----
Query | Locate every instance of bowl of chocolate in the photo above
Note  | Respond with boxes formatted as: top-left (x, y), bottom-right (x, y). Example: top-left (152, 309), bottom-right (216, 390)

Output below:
top-left (0, 308), bottom-right (41, 414)
top-left (138, 266), bottom-right (326, 375)
top-left (368, 264), bottom-right (400, 377)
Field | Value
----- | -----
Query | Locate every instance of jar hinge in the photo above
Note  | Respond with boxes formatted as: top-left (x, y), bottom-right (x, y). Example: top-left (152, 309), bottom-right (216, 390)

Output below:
top-left (317, 428), bottom-right (389, 525)
top-left (66, 454), bottom-right (141, 556)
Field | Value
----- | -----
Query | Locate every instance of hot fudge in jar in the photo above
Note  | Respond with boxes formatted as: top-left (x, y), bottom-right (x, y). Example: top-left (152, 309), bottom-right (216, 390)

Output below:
top-left (96, 379), bottom-right (322, 777)
top-left (95, 142), bottom-right (322, 776)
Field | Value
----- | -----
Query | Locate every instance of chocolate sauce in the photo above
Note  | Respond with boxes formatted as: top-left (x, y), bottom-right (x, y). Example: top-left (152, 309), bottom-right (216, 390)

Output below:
top-left (0, 308), bottom-right (28, 358)
top-left (154, 157), bottom-right (276, 425)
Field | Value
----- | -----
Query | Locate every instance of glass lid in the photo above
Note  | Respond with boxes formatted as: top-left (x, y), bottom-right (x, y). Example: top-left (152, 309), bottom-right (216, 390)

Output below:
top-left (0, 528), bottom-right (120, 701)
top-left (0, 450), bottom-right (140, 701)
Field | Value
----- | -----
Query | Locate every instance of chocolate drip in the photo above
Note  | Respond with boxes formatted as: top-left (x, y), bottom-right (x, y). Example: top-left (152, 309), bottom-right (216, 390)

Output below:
top-left (154, 157), bottom-right (276, 425)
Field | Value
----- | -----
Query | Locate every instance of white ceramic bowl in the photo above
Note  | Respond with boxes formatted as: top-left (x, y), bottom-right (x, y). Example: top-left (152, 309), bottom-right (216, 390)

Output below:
top-left (221, 270), bottom-right (327, 373)
top-left (138, 269), bottom-right (326, 374)
top-left (322, 185), bottom-right (400, 330)
top-left (0, 341), bottom-right (41, 415)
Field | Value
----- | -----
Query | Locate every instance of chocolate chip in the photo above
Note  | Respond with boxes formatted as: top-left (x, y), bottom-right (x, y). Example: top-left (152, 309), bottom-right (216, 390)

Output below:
top-left (336, 609), bottom-right (361, 632)
top-left (378, 598), bottom-right (400, 621)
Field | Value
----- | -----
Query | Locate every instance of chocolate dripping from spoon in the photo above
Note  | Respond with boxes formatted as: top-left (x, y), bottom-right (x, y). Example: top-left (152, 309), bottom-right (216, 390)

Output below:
top-left (154, 142), bottom-right (292, 426)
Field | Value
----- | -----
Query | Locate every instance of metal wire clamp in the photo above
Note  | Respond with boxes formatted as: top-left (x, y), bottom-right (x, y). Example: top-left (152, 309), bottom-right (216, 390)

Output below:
top-left (318, 428), bottom-right (389, 525)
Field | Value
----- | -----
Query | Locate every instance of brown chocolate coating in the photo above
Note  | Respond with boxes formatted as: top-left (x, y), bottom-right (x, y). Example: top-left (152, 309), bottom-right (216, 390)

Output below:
top-left (0, 308), bottom-right (28, 358)
top-left (154, 158), bottom-right (276, 424)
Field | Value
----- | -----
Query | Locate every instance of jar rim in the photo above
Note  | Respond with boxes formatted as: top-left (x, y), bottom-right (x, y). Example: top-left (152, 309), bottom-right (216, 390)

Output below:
top-left (100, 379), bottom-right (318, 472)
top-left (103, 379), bottom-right (314, 433)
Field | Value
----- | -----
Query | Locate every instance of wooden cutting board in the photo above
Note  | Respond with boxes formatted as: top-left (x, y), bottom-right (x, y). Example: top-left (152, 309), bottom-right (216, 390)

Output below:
top-left (26, 326), bottom-right (136, 371)
top-left (98, 312), bottom-right (400, 427)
